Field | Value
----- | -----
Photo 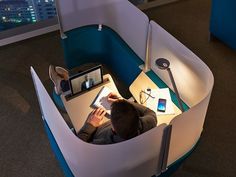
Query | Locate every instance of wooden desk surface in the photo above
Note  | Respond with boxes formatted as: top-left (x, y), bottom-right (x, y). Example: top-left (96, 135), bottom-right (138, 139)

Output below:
top-left (61, 74), bottom-right (119, 132)
top-left (129, 71), bottom-right (181, 125)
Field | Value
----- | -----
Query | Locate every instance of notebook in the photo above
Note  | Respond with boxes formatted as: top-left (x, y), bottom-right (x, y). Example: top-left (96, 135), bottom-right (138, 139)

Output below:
top-left (91, 86), bottom-right (113, 114)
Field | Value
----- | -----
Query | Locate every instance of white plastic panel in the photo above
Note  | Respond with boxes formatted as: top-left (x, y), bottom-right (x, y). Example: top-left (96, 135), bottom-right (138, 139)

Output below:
top-left (148, 21), bottom-right (214, 166)
top-left (56, 0), bottom-right (149, 61)
top-left (31, 66), bottom-right (167, 177)
top-left (167, 94), bottom-right (212, 165)
top-left (149, 21), bottom-right (214, 107)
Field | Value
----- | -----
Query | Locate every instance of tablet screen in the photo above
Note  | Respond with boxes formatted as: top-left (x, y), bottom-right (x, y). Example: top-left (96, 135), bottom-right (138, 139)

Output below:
top-left (69, 65), bottom-right (103, 96)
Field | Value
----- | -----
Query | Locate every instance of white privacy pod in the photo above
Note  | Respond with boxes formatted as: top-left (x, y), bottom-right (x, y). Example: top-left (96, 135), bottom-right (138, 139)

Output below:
top-left (31, 0), bottom-right (214, 176)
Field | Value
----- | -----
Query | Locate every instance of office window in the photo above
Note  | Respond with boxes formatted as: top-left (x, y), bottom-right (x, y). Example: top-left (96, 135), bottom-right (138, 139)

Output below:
top-left (0, 0), bottom-right (57, 32)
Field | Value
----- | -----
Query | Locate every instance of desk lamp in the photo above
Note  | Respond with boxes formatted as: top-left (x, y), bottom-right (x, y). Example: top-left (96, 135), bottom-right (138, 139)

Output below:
top-left (155, 58), bottom-right (184, 112)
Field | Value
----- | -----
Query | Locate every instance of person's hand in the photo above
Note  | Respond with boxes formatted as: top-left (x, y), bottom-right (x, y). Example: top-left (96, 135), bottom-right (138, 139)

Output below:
top-left (87, 107), bottom-right (106, 127)
top-left (107, 92), bottom-right (121, 103)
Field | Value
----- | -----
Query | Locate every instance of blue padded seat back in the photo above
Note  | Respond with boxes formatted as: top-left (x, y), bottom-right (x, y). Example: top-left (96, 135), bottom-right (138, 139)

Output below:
top-left (62, 25), bottom-right (143, 86)
top-left (62, 26), bottom-right (107, 68)
top-left (103, 28), bottom-right (144, 86)
top-left (52, 90), bottom-right (65, 111)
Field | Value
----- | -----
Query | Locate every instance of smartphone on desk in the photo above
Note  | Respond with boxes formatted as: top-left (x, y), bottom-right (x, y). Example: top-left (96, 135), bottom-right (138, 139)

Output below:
top-left (157, 98), bottom-right (167, 112)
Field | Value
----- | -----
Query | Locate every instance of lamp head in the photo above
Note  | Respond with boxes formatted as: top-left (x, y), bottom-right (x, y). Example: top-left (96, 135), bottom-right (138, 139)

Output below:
top-left (155, 58), bottom-right (170, 70)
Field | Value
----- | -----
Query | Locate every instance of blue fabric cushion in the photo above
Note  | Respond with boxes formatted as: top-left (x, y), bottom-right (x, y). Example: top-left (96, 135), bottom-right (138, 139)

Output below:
top-left (62, 25), bottom-right (143, 86)
top-left (52, 90), bottom-right (65, 111)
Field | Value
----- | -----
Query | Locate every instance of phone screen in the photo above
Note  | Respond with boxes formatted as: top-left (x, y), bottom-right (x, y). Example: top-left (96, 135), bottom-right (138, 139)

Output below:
top-left (157, 98), bottom-right (167, 112)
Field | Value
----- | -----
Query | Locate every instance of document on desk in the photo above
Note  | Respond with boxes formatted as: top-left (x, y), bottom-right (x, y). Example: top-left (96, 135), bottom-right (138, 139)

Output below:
top-left (146, 88), bottom-right (175, 115)
top-left (92, 86), bottom-right (113, 114)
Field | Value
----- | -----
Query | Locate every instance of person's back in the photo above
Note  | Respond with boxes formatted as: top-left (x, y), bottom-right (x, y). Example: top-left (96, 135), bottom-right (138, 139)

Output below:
top-left (77, 93), bottom-right (157, 144)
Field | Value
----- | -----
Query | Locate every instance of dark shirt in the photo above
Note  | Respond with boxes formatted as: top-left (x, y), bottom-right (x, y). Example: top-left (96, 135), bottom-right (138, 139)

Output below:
top-left (81, 78), bottom-right (94, 91)
top-left (77, 100), bottom-right (157, 144)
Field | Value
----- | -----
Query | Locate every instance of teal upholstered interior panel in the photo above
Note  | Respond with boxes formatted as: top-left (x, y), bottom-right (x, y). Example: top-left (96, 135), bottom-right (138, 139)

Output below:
top-left (62, 26), bottom-right (107, 67)
top-left (62, 25), bottom-right (143, 86)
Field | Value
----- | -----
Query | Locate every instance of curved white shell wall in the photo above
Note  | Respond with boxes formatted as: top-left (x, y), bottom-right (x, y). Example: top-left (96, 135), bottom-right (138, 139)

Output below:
top-left (148, 21), bottom-right (214, 165)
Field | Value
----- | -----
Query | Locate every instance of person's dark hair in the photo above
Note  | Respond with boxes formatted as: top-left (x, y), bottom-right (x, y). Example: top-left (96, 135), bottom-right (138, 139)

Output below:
top-left (111, 100), bottom-right (139, 140)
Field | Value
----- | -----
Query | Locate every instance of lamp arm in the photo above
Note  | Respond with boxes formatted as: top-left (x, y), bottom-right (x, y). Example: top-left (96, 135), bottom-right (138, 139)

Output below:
top-left (167, 68), bottom-right (184, 112)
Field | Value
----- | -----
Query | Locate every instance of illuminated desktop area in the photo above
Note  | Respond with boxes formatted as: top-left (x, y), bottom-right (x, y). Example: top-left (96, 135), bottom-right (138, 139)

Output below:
top-left (60, 67), bottom-right (181, 133)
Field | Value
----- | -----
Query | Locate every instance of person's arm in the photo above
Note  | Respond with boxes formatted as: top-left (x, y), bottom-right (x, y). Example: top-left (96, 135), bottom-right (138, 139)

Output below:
top-left (129, 101), bottom-right (157, 132)
top-left (77, 107), bottom-right (106, 142)
top-left (107, 92), bottom-right (122, 102)
top-left (77, 123), bottom-right (97, 142)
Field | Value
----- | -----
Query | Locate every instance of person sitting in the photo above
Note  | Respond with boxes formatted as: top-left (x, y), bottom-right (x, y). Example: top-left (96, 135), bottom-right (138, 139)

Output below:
top-left (48, 65), bottom-right (157, 144)
top-left (77, 92), bottom-right (157, 144)
top-left (81, 75), bottom-right (94, 91)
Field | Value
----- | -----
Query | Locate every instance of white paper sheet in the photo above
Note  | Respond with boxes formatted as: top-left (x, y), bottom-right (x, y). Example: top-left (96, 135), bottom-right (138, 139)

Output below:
top-left (92, 86), bottom-right (112, 114)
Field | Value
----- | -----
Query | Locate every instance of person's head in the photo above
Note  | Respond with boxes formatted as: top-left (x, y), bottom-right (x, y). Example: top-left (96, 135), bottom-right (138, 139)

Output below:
top-left (110, 100), bottom-right (139, 140)
top-left (84, 75), bottom-right (88, 81)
